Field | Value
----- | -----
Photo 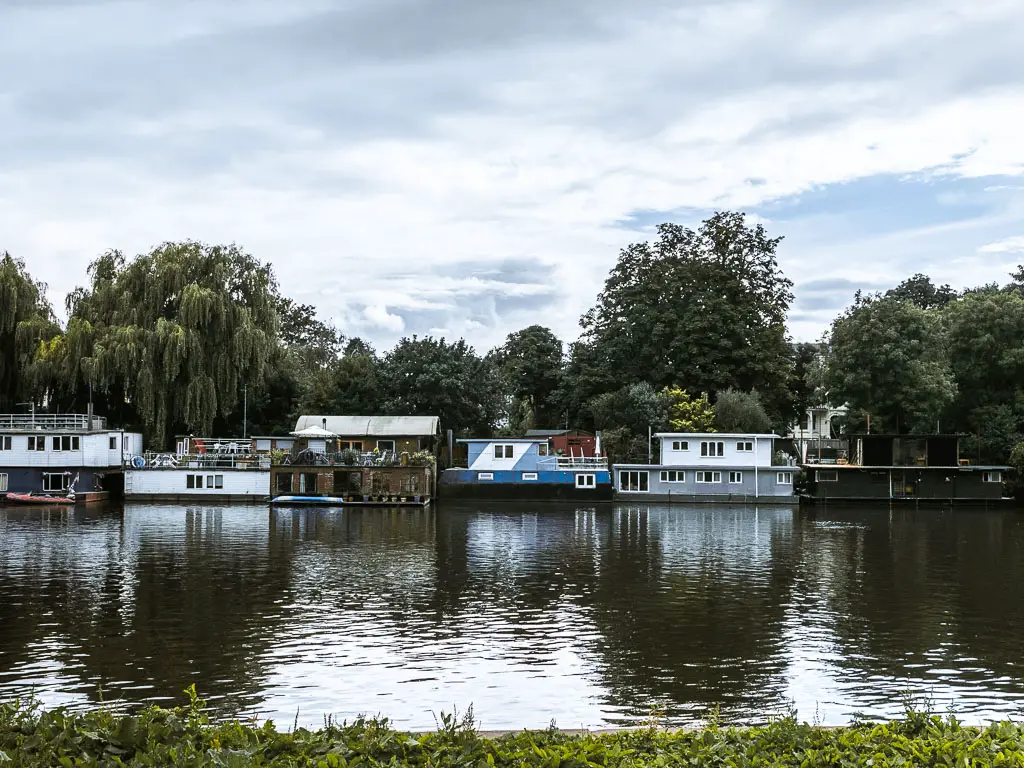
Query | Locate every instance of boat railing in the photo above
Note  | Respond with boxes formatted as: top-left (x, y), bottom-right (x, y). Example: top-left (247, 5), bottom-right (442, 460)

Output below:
top-left (538, 456), bottom-right (609, 470)
top-left (0, 413), bottom-right (108, 431)
top-left (131, 452), bottom-right (271, 470)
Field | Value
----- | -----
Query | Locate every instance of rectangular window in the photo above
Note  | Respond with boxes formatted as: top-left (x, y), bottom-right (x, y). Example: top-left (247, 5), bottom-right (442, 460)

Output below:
top-left (576, 473), bottom-right (596, 488)
top-left (817, 470), bottom-right (839, 483)
top-left (72, 436), bottom-right (80, 451)
top-left (51, 435), bottom-right (80, 452)
top-left (660, 470), bottom-right (685, 482)
top-left (196, 475), bottom-right (204, 489)
top-left (619, 470), bottom-right (649, 492)
top-left (206, 475), bottom-right (214, 488)
top-left (522, 472), bottom-right (538, 481)
top-left (187, 475), bottom-right (196, 489)
top-left (777, 472), bottom-right (793, 485)
top-left (983, 471), bottom-right (1002, 483)
top-left (700, 441), bottom-right (725, 457)
top-left (277, 440), bottom-right (293, 451)
top-left (338, 441), bottom-right (351, 451)
top-left (109, 436), bottom-right (118, 450)
top-left (729, 471), bottom-right (743, 483)
top-left (671, 440), bottom-right (688, 451)
top-left (736, 441), bottom-right (753, 452)
top-left (696, 471), bottom-right (722, 484)
top-left (275, 472), bottom-right (293, 493)
top-left (43, 473), bottom-right (69, 492)
top-left (0, 436), bottom-right (10, 450)
top-left (27, 436), bottom-right (44, 451)
top-left (214, 475), bottom-right (224, 489)
top-left (538, 443), bottom-right (549, 456)
top-left (493, 444), bottom-right (514, 459)
top-left (478, 472), bottom-right (494, 480)
top-left (377, 440), bottom-right (396, 453)
top-left (52, 436), bottom-right (60, 451)
top-left (0, 473), bottom-right (6, 492)
top-left (255, 439), bottom-right (271, 451)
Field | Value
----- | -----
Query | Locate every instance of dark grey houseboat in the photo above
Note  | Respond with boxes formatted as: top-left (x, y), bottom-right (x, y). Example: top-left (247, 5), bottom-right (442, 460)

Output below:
top-left (801, 434), bottom-right (1009, 504)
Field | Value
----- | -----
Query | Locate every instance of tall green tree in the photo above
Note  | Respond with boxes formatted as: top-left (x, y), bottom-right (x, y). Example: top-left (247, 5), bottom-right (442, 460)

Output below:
top-left (60, 242), bottom-right (278, 446)
top-left (380, 336), bottom-right (501, 435)
top-left (885, 273), bottom-right (959, 310)
top-left (821, 295), bottom-right (955, 434)
top-left (490, 325), bottom-right (564, 430)
top-left (663, 388), bottom-right (716, 432)
top-left (714, 388), bottom-right (772, 433)
top-left (0, 253), bottom-right (61, 409)
top-left (302, 348), bottom-right (382, 415)
top-left (579, 211), bottom-right (794, 421)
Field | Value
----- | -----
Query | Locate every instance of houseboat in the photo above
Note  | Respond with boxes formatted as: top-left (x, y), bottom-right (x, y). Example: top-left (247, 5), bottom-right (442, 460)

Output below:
top-left (440, 437), bottom-right (613, 500)
top-left (801, 434), bottom-right (1010, 504)
top-left (0, 412), bottom-right (143, 504)
top-left (614, 432), bottom-right (797, 504)
top-left (270, 416), bottom-right (438, 506)
top-left (124, 436), bottom-right (271, 502)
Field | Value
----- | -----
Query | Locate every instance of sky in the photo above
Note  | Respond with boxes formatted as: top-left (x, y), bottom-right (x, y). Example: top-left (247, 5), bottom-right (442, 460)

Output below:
top-left (2, 0), bottom-right (1024, 352)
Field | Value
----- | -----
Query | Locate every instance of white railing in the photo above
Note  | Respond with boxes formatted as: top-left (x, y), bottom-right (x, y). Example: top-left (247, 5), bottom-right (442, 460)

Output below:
top-left (177, 437), bottom-right (254, 454)
top-left (0, 413), bottom-right (108, 431)
top-left (538, 456), bottom-right (609, 470)
top-left (130, 452), bottom-right (270, 470)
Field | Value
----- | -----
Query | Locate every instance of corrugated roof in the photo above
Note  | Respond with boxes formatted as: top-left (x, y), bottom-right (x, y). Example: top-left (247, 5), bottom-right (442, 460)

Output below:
top-left (293, 415), bottom-right (440, 437)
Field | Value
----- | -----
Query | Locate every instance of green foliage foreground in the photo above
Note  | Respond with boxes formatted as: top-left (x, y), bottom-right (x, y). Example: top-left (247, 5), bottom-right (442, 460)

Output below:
top-left (3, 692), bottom-right (1024, 767)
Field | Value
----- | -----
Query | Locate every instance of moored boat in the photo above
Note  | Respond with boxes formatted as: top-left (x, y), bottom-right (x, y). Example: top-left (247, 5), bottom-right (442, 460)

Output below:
top-left (3, 492), bottom-right (75, 506)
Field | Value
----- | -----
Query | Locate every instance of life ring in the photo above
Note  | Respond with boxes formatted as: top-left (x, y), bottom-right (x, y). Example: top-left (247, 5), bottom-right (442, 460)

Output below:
top-left (131, 455), bottom-right (146, 468)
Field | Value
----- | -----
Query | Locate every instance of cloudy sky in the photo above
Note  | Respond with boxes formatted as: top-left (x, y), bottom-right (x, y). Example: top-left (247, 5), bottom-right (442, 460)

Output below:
top-left (3, 0), bottom-right (1024, 352)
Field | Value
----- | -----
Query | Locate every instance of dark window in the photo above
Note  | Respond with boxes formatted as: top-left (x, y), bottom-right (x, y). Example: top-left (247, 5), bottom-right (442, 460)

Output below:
top-left (214, 475), bottom-right (224, 489)
top-left (187, 475), bottom-right (196, 489)
top-left (0, 436), bottom-right (10, 451)
top-left (275, 472), bottom-right (293, 493)
top-left (109, 436), bottom-right (118, 450)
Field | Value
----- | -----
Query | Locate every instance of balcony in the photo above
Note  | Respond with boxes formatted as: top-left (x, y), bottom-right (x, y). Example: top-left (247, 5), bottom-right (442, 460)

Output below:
top-left (133, 452), bottom-right (271, 470)
top-left (0, 413), bottom-right (108, 432)
top-left (537, 456), bottom-right (609, 470)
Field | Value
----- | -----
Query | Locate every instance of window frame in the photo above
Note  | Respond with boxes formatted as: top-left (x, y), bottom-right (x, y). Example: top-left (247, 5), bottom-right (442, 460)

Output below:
top-left (109, 436), bottom-right (118, 450)
top-left (477, 472), bottom-right (494, 481)
top-left (736, 441), bottom-right (753, 452)
top-left (376, 439), bottom-right (396, 453)
top-left (777, 472), bottom-right (793, 485)
top-left (982, 471), bottom-right (1002, 483)
top-left (576, 473), bottom-right (596, 488)
top-left (27, 436), bottom-right (45, 451)
top-left (816, 470), bottom-right (839, 483)
top-left (670, 440), bottom-right (688, 451)
top-left (538, 443), bottom-right (549, 456)
top-left (214, 474), bottom-right (224, 489)
top-left (659, 470), bottom-right (685, 483)
top-left (696, 471), bottom-right (722, 484)
top-left (522, 472), bottom-right (538, 481)
top-left (187, 475), bottom-right (196, 489)
top-left (619, 470), bottom-right (649, 492)
top-left (729, 471), bottom-right (743, 484)
top-left (43, 473), bottom-right (70, 492)
top-left (700, 441), bottom-right (725, 457)
top-left (493, 444), bottom-right (515, 459)
top-left (0, 472), bottom-right (7, 492)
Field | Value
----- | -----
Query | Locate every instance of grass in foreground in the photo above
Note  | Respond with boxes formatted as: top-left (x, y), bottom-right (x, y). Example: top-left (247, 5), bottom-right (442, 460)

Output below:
top-left (2, 688), bottom-right (1023, 767)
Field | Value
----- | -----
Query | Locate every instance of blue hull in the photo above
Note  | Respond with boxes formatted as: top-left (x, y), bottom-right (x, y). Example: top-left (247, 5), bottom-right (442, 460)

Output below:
top-left (271, 495), bottom-right (430, 507)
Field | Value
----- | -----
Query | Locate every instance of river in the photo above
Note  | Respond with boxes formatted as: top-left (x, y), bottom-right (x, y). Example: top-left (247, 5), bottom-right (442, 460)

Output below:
top-left (1, 502), bottom-right (1022, 730)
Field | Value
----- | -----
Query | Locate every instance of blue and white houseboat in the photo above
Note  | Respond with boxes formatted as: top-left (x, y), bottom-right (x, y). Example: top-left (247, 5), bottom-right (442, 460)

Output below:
top-left (441, 438), bottom-right (613, 500)
top-left (0, 412), bottom-right (143, 503)
top-left (614, 432), bottom-right (797, 504)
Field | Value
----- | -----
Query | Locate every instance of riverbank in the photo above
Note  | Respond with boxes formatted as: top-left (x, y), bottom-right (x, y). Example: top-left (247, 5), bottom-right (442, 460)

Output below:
top-left (2, 693), bottom-right (1023, 767)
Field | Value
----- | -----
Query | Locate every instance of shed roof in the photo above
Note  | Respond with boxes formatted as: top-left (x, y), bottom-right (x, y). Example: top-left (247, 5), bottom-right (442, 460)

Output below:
top-left (294, 415), bottom-right (440, 437)
top-left (524, 429), bottom-right (594, 437)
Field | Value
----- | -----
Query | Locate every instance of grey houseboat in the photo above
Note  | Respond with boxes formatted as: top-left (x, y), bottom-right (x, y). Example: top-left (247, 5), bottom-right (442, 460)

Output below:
top-left (615, 432), bottom-right (797, 504)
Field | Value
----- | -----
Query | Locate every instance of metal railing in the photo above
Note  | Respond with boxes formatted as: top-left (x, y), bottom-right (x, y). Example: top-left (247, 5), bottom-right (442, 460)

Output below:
top-left (0, 413), bottom-right (108, 431)
top-left (131, 452), bottom-right (270, 470)
top-left (538, 456), bottom-right (609, 470)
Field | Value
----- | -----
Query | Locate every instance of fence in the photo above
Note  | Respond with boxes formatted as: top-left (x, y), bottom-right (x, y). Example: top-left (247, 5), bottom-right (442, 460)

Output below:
top-left (0, 413), bottom-right (108, 431)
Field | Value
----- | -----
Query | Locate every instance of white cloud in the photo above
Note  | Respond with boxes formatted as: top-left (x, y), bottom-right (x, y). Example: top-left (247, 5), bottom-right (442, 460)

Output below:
top-left (979, 236), bottom-right (1024, 253)
top-left (3, 0), bottom-right (1024, 349)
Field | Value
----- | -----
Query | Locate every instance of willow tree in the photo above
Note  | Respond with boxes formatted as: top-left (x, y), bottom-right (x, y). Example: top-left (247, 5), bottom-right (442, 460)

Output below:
top-left (0, 253), bottom-right (62, 409)
top-left (60, 242), bottom-right (279, 446)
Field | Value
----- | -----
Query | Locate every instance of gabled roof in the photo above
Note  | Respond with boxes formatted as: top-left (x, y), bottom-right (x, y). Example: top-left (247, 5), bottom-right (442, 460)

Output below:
top-left (294, 415), bottom-right (440, 437)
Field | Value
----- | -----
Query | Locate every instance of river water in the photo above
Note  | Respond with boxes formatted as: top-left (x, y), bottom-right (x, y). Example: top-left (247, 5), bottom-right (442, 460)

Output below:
top-left (1, 502), bottom-right (1022, 730)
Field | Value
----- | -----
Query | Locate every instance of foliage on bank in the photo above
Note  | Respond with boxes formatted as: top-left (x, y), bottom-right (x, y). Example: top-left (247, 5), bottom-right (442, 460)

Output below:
top-left (3, 692), bottom-right (1024, 767)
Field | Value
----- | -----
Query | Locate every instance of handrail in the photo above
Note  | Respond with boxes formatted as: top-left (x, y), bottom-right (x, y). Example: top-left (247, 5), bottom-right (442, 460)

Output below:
top-left (0, 413), bottom-right (108, 431)
top-left (538, 456), bottom-right (609, 470)
top-left (131, 452), bottom-right (270, 470)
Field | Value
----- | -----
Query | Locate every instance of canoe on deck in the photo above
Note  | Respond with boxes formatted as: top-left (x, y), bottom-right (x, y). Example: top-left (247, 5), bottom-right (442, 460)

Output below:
top-left (271, 495), bottom-right (429, 507)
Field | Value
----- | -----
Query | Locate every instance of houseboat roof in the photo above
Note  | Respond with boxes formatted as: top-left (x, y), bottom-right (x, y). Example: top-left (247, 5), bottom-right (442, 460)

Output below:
top-left (802, 462), bottom-right (1010, 470)
top-left (0, 413), bottom-right (111, 433)
top-left (457, 438), bottom-right (545, 444)
top-left (654, 432), bottom-right (781, 439)
top-left (524, 429), bottom-right (593, 437)
top-left (294, 415), bottom-right (440, 437)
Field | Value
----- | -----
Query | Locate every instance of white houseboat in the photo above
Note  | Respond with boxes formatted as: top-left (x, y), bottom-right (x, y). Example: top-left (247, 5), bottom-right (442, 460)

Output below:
top-left (614, 432), bottom-right (797, 504)
top-left (124, 436), bottom-right (271, 502)
top-left (0, 412), bottom-right (143, 502)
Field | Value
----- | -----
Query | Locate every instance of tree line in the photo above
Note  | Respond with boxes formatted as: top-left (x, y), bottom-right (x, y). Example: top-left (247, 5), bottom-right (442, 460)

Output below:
top-left (3, 212), bottom-right (1023, 466)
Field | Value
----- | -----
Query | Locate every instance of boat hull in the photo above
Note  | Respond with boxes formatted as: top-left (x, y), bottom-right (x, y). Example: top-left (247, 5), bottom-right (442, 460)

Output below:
top-left (3, 493), bottom-right (75, 506)
top-left (270, 495), bottom-right (430, 507)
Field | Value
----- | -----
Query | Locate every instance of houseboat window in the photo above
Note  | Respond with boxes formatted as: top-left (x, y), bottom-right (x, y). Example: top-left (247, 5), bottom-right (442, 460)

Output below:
top-left (619, 470), bottom-right (648, 492)
top-left (777, 472), bottom-right (793, 484)
top-left (214, 475), bottom-right (224, 489)
top-left (816, 470), bottom-right (839, 482)
top-left (275, 473), bottom-right (293, 493)
top-left (43, 473), bottom-right (69, 492)
top-left (0, 436), bottom-right (10, 451)
top-left (700, 441), bottom-right (725, 457)
top-left (109, 436), bottom-right (118, 450)
top-left (52, 436), bottom-right (81, 452)
top-left (377, 440), bottom-right (396, 453)
top-left (187, 475), bottom-right (196, 489)
top-left (27, 436), bottom-right (45, 451)
top-left (660, 470), bottom-right (685, 482)
top-left (671, 440), bottom-right (688, 451)
top-left (255, 439), bottom-right (271, 451)
top-left (522, 472), bottom-right (538, 480)
top-left (538, 443), bottom-right (549, 456)
top-left (729, 471), bottom-right (743, 483)
top-left (983, 471), bottom-right (1002, 483)
top-left (277, 440), bottom-right (293, 451)
top-left (0, 473), bottom-right (6, 492)
top-left (494, 444), bottom-right (514, 459)
top-left (478, 472), bottom-right (494, 480)
top-left (299, 473), bottom-right (317, 493)
top-left (696, 471), bottom-right (721, 484)
top-left (576, 474), bottom-right (596, 488)
top-left (196, 475), bottom-right (204, 488)
top-left (736, 441), bottom-right (753, 452)
top-left (205, 474), bottom-right (214, 488)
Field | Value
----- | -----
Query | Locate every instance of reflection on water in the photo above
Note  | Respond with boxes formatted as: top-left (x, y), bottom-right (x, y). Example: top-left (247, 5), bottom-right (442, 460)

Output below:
top-left (1, 502), bottom-right (1023, 729)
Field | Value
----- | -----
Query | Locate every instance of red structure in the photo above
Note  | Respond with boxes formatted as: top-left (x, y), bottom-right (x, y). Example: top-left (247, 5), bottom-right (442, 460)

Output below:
top-left (525, 429), bottom-right (598, 457)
